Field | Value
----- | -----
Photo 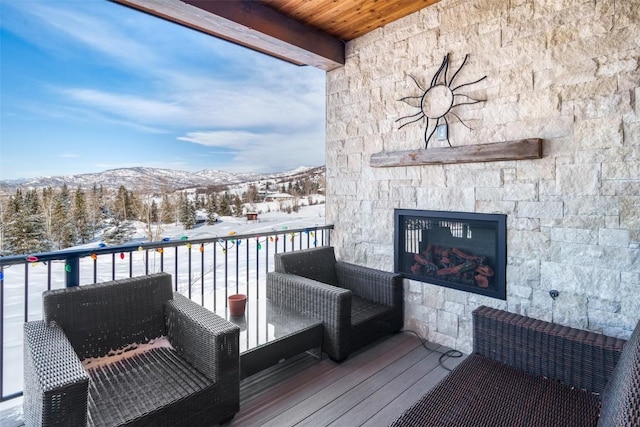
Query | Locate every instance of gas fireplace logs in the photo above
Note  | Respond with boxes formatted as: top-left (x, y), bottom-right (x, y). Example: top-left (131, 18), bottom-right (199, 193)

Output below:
top-left (410, 245), bottom-right (494, 287)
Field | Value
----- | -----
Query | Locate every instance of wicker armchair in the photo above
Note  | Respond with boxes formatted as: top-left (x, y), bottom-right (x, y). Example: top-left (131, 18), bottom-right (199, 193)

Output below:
top-left (23, 273), bottom-right (240, 427)
top-left (390, 306), bottom-right (640, 427)
top-left (266, 246), bottom-right (403, 362)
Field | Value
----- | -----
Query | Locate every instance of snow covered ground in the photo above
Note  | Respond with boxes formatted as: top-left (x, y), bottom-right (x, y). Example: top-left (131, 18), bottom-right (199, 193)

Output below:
top-left (0, 201), bottom-right (327, 414)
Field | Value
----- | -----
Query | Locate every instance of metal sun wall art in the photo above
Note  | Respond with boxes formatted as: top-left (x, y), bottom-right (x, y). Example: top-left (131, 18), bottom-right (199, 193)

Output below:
top-left (396, 53), bottom-right (487, 148)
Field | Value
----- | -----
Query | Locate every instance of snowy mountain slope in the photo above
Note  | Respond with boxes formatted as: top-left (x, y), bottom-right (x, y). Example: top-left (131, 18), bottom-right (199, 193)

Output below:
top-left (0, 165), bottom-right (324, 192)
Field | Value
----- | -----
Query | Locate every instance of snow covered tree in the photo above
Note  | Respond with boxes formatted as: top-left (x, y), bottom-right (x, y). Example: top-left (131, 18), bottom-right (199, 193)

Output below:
top-left (103, 219), bottom-right (134, 245)
top-left (4, 189), bottom-right (50, 254)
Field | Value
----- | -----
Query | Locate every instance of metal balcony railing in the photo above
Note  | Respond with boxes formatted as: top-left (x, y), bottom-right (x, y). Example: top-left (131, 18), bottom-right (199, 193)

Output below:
top-left (0, 224), bottom-right (333, 403)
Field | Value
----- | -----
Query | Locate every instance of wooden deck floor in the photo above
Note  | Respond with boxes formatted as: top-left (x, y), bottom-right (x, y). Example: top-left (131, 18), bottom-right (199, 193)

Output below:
top-left (230, 331), bottom-right (466, 427)
top-left (0, 331), bottom-right (465, 426)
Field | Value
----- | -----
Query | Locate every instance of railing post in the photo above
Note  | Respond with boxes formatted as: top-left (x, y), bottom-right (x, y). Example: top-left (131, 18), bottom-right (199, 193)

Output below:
top-left (65, 256), bottom-right (80, 287)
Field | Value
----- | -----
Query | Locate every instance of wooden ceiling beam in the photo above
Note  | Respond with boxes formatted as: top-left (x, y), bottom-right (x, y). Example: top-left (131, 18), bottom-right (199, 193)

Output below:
top-left (113, 0), bottom-right (345, 71)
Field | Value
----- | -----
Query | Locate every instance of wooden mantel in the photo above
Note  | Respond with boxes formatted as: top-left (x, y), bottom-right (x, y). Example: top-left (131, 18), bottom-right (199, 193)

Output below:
top-left (370, 139), bottom-right (543, 168)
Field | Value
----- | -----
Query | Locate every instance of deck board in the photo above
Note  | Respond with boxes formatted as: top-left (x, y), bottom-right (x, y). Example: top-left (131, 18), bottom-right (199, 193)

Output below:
top-left (230, 331), bottom-right (466, 427)
top-left (233, 332), bottom-right (420, 426)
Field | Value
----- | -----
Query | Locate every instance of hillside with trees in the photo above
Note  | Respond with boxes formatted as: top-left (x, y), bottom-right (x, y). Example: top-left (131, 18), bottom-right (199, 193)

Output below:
top-left (0, 166), bottom-right (325, 256)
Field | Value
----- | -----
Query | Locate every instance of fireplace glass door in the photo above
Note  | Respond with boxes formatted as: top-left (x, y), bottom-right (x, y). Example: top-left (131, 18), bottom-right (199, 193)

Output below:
top-left (394, 209), bottom-right (506, 300)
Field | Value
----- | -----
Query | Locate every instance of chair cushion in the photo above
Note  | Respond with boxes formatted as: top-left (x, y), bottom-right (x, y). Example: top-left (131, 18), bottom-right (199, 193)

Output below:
top-left (598, 320), bottom-right (640, 427)
top-left (86, 347), bottom-right (215, 426)
top-left (351, 295), bottom-right (392, 325)
top-left (390, 353), bottom-right (601, 427)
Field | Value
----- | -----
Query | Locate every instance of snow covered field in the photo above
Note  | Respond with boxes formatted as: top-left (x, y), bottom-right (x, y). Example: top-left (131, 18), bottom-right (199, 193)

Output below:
top-left (0, 202), bottom-right (327, 413)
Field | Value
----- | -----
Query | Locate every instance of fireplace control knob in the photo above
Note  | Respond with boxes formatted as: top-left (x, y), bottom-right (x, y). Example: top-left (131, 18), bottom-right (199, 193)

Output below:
top-left (549, 290), bottom-right (559, 300)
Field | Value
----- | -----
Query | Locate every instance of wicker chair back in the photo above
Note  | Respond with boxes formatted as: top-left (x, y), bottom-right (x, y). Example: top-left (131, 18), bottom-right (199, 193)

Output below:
top-left (598, 319), bottom-right (640, 426)
top-left (274, 246), bottom-right (340, 286)
top-left (42, 272), bottom-right (173, 359)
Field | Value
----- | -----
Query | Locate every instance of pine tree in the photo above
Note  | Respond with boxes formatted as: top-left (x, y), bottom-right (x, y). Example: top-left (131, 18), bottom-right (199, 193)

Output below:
top-left (88, 184), bottom-right (105, 235)
top-left (40, 187), bottom-right (56, 245)
top-left (180, 197), bottom-right (196, 230)
top-left (73, 187), bottom-right (91, 244)
top-left (150, 200), bottom-right (159, 223)
top-left (181, 198), bottom-right (196, 230)
top-left (206, 194), bottom-right (218, 225)
top-left (4, 189), bottom-right (50, 254)
top-left (218, 193), bottom-right (232, 216)
top-left (52, 184), bottom-right (75, 249)
top-left (104, 218), bottom-right (134, 244)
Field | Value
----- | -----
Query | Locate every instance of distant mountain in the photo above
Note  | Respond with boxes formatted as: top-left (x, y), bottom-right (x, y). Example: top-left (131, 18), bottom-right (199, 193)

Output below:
top-left (0, 166), bottom-right (325, 193)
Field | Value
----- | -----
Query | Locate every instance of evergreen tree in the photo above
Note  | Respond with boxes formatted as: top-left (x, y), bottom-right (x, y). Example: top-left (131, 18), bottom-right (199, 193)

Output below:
top-left (104, 219), bottom-right (134, 245)
top-left (4, 189), bottom-right (50, 254)
top-left (52, 184), bottom-right (75, 249)
top-left (181, 198), bottom-right (196, 230)
top-left (88, 184), bottom-right (105, 234)
top-left (150, 200), bottom-right (159, 224)
top-left (206, 194), bottom-right (218, 225)
top-left (40, 187), bottom-right (56, 244)
top-left (218, 193), bottom-right (232, 216)
top-left (73, 187), bottom-right (91, 244)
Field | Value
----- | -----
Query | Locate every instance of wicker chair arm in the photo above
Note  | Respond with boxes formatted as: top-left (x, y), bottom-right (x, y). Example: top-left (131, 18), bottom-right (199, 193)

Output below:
top-left (23, 320), bottom-right (89, 426)
top-left (335, 262), bottom-right (402, 307)
top-left (166, 293), bottom-right (240, 384)
top-left (267, 271), bottom-right (351, 328)
top-left (473, 305), bottom-right (626, 394)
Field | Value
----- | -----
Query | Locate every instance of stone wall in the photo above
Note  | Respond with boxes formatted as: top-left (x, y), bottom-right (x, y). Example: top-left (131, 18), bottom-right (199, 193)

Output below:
top-left (326, 0), bottom-right (640, 353)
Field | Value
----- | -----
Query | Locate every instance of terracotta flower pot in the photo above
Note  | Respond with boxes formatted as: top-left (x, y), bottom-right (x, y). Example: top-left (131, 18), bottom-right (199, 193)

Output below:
top-left (228, 294), bottom-right (247, 316)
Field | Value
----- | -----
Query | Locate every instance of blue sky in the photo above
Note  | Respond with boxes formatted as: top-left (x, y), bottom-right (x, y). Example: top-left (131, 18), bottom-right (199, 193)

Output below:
top-left (0, 0), bottom-right (326, 180)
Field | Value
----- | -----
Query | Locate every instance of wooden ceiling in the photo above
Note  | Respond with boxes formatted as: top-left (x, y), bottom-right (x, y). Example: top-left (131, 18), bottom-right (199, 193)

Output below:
top-left (259, 0), bottom-right (439, 42)
top-left (113, 0), bottom-right (440, 71)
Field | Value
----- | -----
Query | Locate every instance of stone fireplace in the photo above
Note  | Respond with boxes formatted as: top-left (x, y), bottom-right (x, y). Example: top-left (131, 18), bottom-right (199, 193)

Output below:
top-left (394, 209), bottom-right (506, 300)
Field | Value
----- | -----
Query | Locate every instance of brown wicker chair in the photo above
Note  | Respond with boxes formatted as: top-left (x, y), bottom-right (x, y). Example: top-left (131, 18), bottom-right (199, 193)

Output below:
top-left (389, 305), bottom-right (640, 427)
top-left (23, 273), bottom-right (240, 427)
top-left (266, 246), bottom-right (403, 362)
